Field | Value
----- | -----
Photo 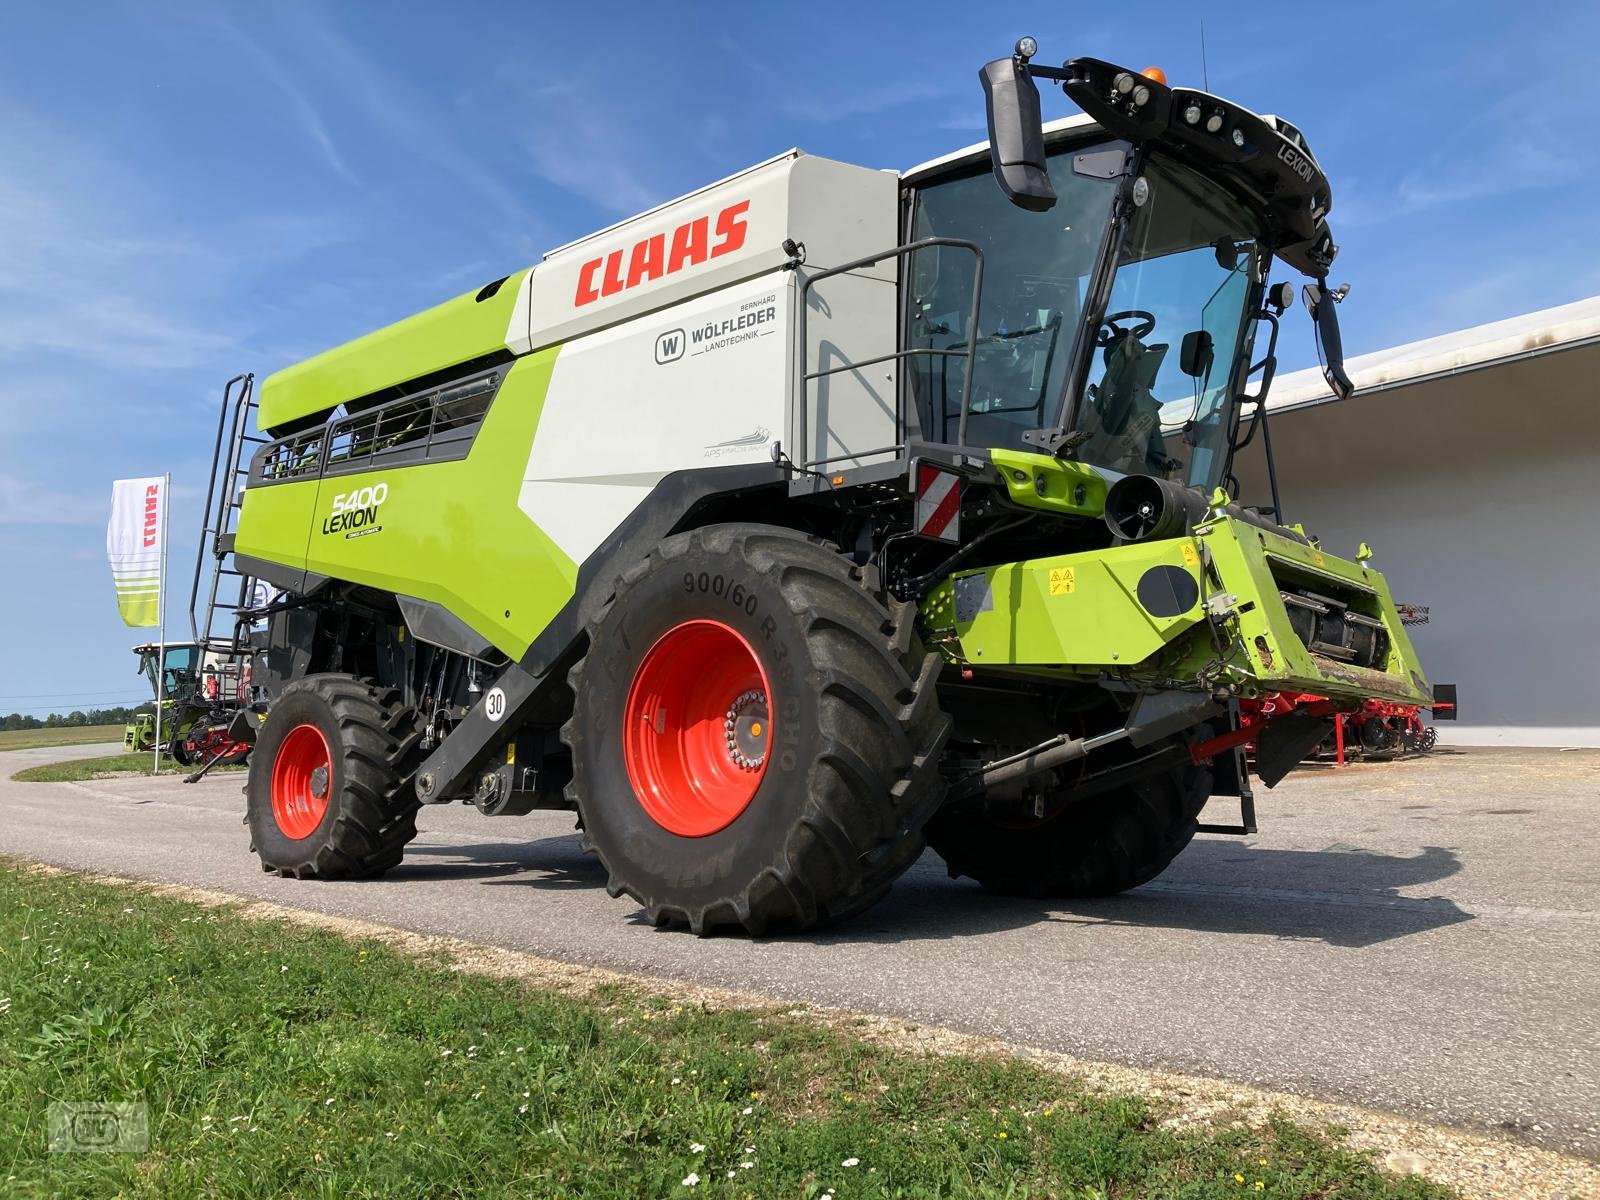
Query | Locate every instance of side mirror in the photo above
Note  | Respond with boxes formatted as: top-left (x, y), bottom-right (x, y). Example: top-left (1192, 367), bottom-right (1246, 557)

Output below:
top-left (1179, 329), bottom-right (1214, 379)
top-left (980, 55), bottom-right (1057, 212)
top-left (1213, 239), bottom-right (1243, 271)
top-left (1303, 282), bottom-right (1355, 399)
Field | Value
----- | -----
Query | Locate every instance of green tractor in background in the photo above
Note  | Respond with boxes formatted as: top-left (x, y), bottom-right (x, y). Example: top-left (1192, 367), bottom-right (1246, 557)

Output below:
top-left (122, 641), bottom-right (251, 767)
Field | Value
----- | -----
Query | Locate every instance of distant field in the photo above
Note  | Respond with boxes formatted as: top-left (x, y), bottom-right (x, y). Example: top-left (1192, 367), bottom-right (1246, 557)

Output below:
top-left (0, 725), bottom-right (125, 752)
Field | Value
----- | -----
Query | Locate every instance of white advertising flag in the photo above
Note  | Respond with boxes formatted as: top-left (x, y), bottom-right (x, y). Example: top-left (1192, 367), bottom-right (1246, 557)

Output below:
top-left (107, 476), bottom-right (166, 627)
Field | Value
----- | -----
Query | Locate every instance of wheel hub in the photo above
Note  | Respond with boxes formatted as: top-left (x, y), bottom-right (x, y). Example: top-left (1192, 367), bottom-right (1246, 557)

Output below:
top-left (724, 689), bottom-right (769, 771)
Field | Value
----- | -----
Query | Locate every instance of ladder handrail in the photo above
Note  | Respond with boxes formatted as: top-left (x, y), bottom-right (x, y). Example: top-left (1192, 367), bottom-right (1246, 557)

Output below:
top-left (189, 373), bottom-right (256, 650)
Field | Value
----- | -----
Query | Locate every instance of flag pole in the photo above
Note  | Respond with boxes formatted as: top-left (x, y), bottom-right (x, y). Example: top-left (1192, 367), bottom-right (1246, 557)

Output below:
top-left (152, 473), bottom-right (169, 776)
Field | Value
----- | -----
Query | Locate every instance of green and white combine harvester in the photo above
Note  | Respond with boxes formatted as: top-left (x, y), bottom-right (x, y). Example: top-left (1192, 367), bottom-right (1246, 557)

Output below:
top-left (216, 42), bottom-right (1430, 932)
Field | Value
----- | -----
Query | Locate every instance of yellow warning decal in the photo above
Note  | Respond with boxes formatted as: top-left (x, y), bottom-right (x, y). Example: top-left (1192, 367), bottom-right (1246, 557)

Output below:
top-left (1049, 567), bottom-right (1076, 596)
top-left (1180, 543), bottom-right (1198, 567)
top-left (1312, 551), bottom-right (1326, 567)
top-left (506, 742), bottom-right (516, 765)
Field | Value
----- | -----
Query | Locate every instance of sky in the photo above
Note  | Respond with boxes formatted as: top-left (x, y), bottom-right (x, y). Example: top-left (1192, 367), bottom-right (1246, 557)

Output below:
top-left (3, 0), bottom-right (1598, 716)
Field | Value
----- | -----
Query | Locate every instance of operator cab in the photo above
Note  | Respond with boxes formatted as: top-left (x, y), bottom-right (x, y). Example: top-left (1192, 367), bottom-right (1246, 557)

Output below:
top-left (901, 45), bottom-right (1352, 499)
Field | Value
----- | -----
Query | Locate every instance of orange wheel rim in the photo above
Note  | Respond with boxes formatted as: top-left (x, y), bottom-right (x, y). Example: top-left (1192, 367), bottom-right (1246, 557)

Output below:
top-left (271, 723), bottom-right (332, 840)
top-left (623, 620), bottom-right (772, 837)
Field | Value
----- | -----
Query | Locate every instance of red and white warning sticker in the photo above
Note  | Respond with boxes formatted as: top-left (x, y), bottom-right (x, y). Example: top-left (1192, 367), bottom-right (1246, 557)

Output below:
top-left (914, 463), bottom-right (961, 542)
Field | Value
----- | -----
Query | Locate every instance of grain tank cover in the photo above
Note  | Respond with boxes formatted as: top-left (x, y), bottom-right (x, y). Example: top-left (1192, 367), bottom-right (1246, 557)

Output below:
top-left (512, 150), bottom-right (898, 354)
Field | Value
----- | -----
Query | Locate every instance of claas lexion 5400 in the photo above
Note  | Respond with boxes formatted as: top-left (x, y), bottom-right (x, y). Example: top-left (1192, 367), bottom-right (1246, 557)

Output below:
top-left (202, 41), bottom-right (1429, 933)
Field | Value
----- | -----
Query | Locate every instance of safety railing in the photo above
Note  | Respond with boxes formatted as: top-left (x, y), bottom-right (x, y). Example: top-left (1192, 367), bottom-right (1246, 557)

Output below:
top-left (794, 237), bottom-right (983, 473)
top-left (249, 367), bottom-right (503, 488)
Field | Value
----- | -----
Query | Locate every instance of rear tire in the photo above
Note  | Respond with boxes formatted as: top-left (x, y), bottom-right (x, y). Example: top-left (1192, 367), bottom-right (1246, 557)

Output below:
top-left (925, 749), bottom-right (1212, 898)
top-left (246, 674), bottom-right (424, 879)
top-left (565, 524), bottom-right (949, 935)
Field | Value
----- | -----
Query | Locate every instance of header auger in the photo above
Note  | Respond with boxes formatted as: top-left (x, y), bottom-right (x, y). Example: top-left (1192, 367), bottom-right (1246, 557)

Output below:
top-left (215, 40), bottom-right (1430, 933)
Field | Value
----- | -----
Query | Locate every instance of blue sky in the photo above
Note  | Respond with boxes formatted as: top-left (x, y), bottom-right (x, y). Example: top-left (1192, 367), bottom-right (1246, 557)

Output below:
top-left (3, 0), bottom-right (1598, 715)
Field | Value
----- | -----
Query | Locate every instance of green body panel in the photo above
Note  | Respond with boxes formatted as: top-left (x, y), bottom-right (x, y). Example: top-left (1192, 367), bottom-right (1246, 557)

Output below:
top-left (923, 538), bottom-right (1205, 667)
top-left (987, 448), bottom-right (1108, 517)
top-left (230, 483), bottom-right (319, 581)
top-left (1187, 515), bottom-right (1429, 705)
top-left (234, 349), bottom-right (576, 660)
top-left (124, 713), bottom-right (154, 751)
top-left (923, 515), bottom-right (1430, 707)
top-left (256, 270), bottom-right (528, 433)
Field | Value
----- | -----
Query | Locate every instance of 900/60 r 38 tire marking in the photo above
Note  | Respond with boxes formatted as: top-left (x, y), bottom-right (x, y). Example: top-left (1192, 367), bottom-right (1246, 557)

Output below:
top-left (565, 523), bottom-right (950, 936)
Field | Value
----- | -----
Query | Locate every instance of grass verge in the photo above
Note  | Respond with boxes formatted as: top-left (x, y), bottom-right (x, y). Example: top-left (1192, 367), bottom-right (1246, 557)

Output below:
top-left (0, 726), bottom-right (127, 753)
top-left (0, 862), bottom-right (1454, 1199)
top-left (10, 754), bottom-right (247, 783)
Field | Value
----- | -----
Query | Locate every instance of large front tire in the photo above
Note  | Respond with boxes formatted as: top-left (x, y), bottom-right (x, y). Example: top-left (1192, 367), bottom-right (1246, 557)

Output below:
top-left (246, 675), bottom-right (423, 879)
top-left (565, 525), bottom-right (949, 935)
top-left (924, 750), bottom-right (1213, 898)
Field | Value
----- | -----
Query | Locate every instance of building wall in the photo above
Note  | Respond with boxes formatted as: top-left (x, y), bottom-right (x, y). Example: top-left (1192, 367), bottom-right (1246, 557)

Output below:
top-left (1234, 343), bottom-right (1600, 746)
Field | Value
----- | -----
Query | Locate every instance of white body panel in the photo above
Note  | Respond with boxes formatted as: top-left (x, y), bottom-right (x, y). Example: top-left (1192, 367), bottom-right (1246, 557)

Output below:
top-left (508, 152), bottom-right (898, 355)
top-left (514, 151), bottom-right (903, 566)
top-left (521, 272), bottom-right (796, 564)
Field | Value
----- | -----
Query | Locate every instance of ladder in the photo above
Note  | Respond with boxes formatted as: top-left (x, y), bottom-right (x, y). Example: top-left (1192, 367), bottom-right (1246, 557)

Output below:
top-left (189, 373), bottom-right (266, 657)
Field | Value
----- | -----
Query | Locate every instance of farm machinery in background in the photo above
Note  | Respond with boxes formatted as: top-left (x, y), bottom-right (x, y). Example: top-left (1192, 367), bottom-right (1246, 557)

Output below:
top-left (122, 640), bottom-right (252, 770)
top-left (120, 387), bottom-right (276, 776)
top-left (1236, 605), bottom-right (1454, 765)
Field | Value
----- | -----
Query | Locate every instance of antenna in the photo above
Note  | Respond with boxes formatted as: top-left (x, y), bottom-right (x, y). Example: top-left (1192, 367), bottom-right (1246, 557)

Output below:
top-left (1200, 20), bottom-right (1210, 92)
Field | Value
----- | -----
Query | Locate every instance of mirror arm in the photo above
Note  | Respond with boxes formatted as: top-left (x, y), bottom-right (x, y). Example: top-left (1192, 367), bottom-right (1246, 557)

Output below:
top-left (1024, 64), bottom-right (1072, 83)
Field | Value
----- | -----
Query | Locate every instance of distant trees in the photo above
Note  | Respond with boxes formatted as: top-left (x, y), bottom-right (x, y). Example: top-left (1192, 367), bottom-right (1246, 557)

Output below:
top-left (2, 706), bottom-right (146, 731)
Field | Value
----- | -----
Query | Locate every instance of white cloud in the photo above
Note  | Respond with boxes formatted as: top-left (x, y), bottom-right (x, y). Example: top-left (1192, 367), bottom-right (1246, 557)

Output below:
top-left (778, 81), bottom-right (948, 126)
top-left (259, 7), bottom-right (543, 234)
top-left (0, 472), bottom-right (108, 526)
top-left (523, 108), bottom-right (666, 217)
top-left (212, 16), bottom-right (360, 186)
top-left (1332, 63), bottom-right (1595, 229)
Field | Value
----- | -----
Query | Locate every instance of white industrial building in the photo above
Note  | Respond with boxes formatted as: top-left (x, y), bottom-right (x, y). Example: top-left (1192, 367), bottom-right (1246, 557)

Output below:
top-left (1236, 296), bottom-right (1600, 747)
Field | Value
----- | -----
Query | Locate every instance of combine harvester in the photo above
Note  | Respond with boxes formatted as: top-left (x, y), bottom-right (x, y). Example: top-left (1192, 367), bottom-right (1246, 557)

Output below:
top-left (206, 41), bottom-right (1431, 932)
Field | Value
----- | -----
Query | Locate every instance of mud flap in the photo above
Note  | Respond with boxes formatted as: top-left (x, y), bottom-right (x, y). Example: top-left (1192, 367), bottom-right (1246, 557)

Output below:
top-left (1255, 712), bottom-right (1334, 787)
top-left (227, 707), bottom-right (264, 745)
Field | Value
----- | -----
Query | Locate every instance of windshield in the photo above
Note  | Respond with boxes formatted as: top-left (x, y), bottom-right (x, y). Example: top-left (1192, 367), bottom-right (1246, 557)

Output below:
top-left (905, 140), bottom-right (1126, 447)
top-left (907, 144), bottom-right (1263, 492)
top-left (1075, 154), bottom-right (1263, 489)
top-left (139, 645), bottom-right (196, 699)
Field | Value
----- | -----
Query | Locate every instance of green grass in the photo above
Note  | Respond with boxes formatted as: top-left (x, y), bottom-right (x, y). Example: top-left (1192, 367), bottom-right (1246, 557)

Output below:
top-left (10, 754), bottom-right (247, 783)
top-left (0, 726), bottom-right (127, 753)
top-left (0, 862), bottom-right (1457, 1200)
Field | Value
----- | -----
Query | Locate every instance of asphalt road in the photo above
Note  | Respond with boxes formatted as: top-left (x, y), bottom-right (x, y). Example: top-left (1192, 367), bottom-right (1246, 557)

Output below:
top-left (3, 742), bottom-right (1596, 1159)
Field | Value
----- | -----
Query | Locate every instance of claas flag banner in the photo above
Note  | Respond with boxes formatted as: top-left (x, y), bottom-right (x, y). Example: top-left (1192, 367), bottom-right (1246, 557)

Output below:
top-left (106, 476), bottom-right (165, 627)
